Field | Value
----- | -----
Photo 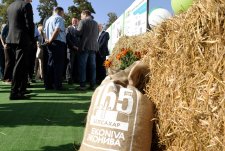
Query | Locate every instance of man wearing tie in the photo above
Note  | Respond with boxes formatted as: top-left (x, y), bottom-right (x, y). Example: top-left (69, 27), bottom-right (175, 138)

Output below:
top-left (96, 24), bottom-right (110, 84)
top-left (66, 18), bottom-right (80, 84)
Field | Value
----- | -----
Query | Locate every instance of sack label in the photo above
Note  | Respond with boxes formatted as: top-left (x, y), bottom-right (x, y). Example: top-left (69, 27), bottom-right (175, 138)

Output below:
top-left (83, 82), bottom-right (139, 150)
top-left (87, 128), bottom-right (125, 147)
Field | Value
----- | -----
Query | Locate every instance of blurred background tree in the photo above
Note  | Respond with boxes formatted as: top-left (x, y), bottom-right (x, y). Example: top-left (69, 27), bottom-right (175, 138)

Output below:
top-left (105, 12), bottom-right (117, 30)
top-left (37, 0), bottom-right (58, 24)
top-left (0, 0), bottom-right (14, 27)
top-left (0, 0), bottom-right (96, 28)
top-left (65, 0), bottom-right (95, 27)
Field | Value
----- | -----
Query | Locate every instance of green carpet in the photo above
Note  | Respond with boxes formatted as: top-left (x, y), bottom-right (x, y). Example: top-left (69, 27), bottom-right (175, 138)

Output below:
top-left (0, 81), bottom-right (93, 151)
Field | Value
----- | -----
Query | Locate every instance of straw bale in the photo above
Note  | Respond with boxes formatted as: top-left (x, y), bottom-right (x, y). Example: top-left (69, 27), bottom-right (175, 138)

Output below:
top-left (108, 0), bottom-right (225, 150)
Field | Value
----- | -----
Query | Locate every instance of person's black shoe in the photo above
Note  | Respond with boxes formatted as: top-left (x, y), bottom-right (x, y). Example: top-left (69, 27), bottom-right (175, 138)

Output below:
top-left (88, 85), bottom-right (97, 91)
top-left (30, 79), bottom-right (36, 83)
top-left (3, 79), bottom-right (12, 85)
top-left (67, 79), bottom-right (73, 85)
top-left (27, 83), bottom-right (33, 88)
top-left (21, 90), bottom-right (33, 95)
top-left (45, 86), bottom-right (54, 90)
top-left (9, 93), bottom-right (30, 100)
top-left (55, 87), bottom-right (68, 91)
top-left (75, 86), bottom-right (86, 91)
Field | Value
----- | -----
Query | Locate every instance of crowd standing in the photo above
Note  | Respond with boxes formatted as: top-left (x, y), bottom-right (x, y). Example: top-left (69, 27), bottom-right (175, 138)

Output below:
top-left (0, 0), bottom-right (110, 100)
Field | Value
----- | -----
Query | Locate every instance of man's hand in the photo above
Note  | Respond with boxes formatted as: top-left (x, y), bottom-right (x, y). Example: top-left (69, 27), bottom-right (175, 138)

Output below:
top-left (73, 46), bottom-right (78, 51)
top-left (3, 44), bottom-right (7, 49)
top-left (46, 28), bottom-right (60, 45)
top-left (45, 39), bottom-right (51, 45)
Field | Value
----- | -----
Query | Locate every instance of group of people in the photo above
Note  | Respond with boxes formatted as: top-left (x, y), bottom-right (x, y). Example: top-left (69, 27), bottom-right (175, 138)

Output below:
top-left (0, 0), bottom-right (110, 100)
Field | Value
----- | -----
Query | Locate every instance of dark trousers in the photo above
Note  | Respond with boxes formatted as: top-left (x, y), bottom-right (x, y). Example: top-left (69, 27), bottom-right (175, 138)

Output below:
top-left (3, 46), bottom-right (15, 81)
top-left (45, 40), bottom-right (66, 89)
top-left (78, 50), bottom-right (96, 87)
top-left (96, 52), bottom-right (107, 84)
top-left (43, 45), bottom-right (49, 86)
top-left (66, 49), bottom-right (79, 83)
top-left (28, 42), bottom-right (37, 80)
top-left (0, 46), bottom-right (4, 79)
top-left (8, 44), bottom-right (29, 94)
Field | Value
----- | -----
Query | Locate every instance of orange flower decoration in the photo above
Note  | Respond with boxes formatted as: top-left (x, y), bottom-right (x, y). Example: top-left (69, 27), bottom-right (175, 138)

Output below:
top-left (104, 59), bottom-right (112, 68)
top-left (116, 53), bottom-right (122, 60)
top-left (134, 51), bottom-right (141, 59)
top-left (121, 48), bottom-right (129, 56)
top-left (121, 48), bottom-right (126, 52)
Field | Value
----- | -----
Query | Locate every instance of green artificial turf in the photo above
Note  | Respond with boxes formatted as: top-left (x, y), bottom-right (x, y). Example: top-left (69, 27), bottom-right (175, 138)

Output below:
top-left (0, 81), bottom-right (93, 151)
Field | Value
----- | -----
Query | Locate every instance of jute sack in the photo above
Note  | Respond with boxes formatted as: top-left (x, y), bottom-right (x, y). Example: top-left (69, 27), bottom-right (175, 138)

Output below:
top-left (80, 61), bottom-right (154, 151)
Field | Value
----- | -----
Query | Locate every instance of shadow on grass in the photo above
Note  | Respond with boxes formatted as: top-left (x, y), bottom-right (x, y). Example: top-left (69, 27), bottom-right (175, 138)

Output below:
top-left (0, 81), bottom-right (92, 127)
top-left (0, 90), bottom-right (10, 93)
top-left (0, 101), bottom-right (90, 127)
top-left (32, 89), bottom-right (91, 94)
top-left (41, 143), bottom-right (80, 151)
top-left (0, 86), bottom-right (11, 89)
top-left (29, 95), bottom-right (92, 101)
top-left (0, 82), bottom-right (94, 94)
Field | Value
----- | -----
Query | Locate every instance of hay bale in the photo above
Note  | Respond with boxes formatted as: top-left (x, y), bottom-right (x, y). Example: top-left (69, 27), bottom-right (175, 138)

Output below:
top-left (109, 0), bottom-right (225, 150)
top-left (144, 0), bottom-right (225, 150)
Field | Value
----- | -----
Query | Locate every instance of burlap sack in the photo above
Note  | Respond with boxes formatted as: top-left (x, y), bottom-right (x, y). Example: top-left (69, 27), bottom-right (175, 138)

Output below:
top-left (80, 61), bottom-right (154, 151)
top-left (102, 61), bottom-right (150, 90)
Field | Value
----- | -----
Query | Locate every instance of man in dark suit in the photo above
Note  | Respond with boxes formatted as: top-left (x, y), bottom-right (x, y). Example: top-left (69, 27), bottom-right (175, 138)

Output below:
top-left (96, 24), bottom-right (110, 84)
top-left (66, 17), bottom-right (80, 84)
top-left (75, 10), bottom-right (99, 90)
top-left (1, 23), bottom-right (12, 84)
top-left (6, 0), bottom-right (34, 100)
top-left (0, 29), bottom-right (4, 80)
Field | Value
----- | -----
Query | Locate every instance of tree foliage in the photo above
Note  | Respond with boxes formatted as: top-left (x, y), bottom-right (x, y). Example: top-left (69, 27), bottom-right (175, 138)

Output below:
top-left (0, 0), bottom-right (95, 28)
top-left (0, 0), bottom-right (14, 25)
top-left (105, 12), bottom-right (118, 30)
top-left (64, 0), bottom-right (95, 27)
top-left (37, 0), bottom-right (58, 24)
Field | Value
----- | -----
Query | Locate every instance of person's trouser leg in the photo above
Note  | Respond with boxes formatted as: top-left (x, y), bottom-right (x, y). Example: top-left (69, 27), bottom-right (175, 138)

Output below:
top-left (50, 41), bottom-right (66, 89)
top-left (28, 42), bottom-right (37, 81)
top-left (11, 44), bottom-right (28, 95)
top-left (70, 49), bottom-right (75, 82)
top-left (73, 52), bottom-right (79, 83)
top-left (99, 56), bottom-right (106, 83)
top-left (0, 47), bottom-right (4, 79)
top-left (66, 50), bottom-right (71, 82)
top-left (43, 45), bottom-right (49, 87)
top-left (45, 46), bottom-right (54, 89)
top-left (66, 49), bottom-right (75, 83)
top-left (78, 50), bottom-right (88, 87)
top-left (88, 50), bottom-right (96, 87)
top-left (38, 59), bottom-right (43, 79)
top-left (3, 46), bottom-right (15, 81)
top-left (96, 52), bottom-right (106, 84)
